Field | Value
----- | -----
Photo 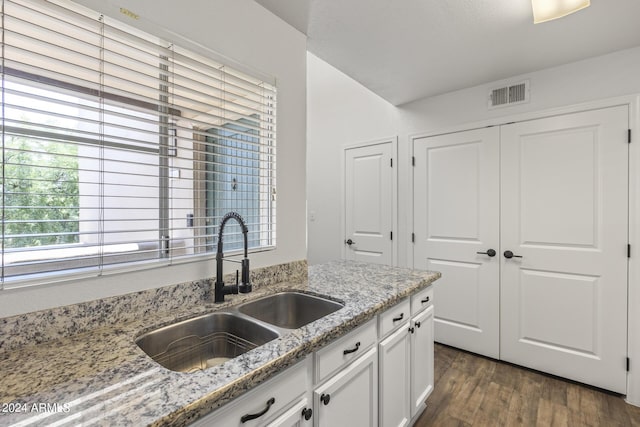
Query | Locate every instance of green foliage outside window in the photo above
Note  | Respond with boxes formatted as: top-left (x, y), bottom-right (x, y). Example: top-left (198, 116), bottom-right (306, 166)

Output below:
top-left (2, 135), bottom-right (80, 248)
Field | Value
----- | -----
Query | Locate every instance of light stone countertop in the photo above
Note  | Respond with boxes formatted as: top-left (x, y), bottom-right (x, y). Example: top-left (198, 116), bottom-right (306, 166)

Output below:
top-left (0, 261), bottom-right (440, 427)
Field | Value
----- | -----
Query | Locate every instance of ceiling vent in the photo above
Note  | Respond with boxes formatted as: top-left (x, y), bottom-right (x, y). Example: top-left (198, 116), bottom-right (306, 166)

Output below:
top-left (488, 80), bottom-right (530, 109)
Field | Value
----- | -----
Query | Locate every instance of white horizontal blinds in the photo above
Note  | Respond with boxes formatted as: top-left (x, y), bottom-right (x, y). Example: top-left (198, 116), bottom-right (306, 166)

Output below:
top-left (168, 46), bottom-right (276, 257)
top-left (0, 0), bottom-right (277, 283)
top-left (2, 0), bottom-right (106, 278)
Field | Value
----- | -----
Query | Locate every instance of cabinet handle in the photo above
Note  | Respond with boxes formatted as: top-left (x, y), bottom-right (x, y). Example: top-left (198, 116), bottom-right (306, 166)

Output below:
top-left (408, 326), bottom-right (415, 334)
top-left (240, 397), bottom-right (275, 423)
top-left (301, 407), bottom-right (313, 420)
top-left (320, 393), bottom-right (331, 405)
top-left (415, 321), bottom-right (421, 328)
top-left (503, 250), bottom-right (523, 259)
top-left (392, 313), bottom-right (404, 322)
top-left (476, 249), bottom-right (497, 257)
top-left (343, 341), bottom-right (361, 355)
top-left (421, 296), bottom-right (430, 304)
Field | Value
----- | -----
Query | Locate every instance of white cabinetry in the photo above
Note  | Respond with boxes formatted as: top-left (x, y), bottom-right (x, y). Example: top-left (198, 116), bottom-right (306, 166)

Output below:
top-left (313, 318), bottom-right (378, 427)
top-left (379, 286), bottom-right (434, 427)
top-left (197, 285), bottom-right (435, 427)
top-left (266, 397), bottom-right (313, 427)
top-left (191, 357), bottom-right (311, 427)
top-left (379, 319), bottom-right (411, 427)
top-left (410, 304), bottom-right (434, 418)
top-left (314, 346), bottom-right (378, 427)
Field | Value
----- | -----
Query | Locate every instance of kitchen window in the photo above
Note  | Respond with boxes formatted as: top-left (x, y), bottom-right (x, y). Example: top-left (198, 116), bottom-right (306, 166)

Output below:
top-left (0, 0), bottom-right (277, 286)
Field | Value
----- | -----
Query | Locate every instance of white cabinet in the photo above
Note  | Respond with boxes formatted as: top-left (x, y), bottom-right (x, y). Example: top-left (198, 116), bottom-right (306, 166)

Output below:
top-left (378, 290), bottom-right (434, 427)
top-left (315, 318), bottom-right (377, 383)
top-left (314, 346), bottom-right (378, 427)
top-left (191, 357), bottom-right (310, 427)
top-left (410, 304), bottom-right (434, 418)
top-left (266, 397), bottom-right (313, 427)
top-left (197, 286), bottom-right (434, 427)
top-left (379, 320), bottom-right (411, 427)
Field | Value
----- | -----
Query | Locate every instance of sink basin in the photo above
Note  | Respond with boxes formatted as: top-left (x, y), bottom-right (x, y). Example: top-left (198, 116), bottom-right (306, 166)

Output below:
top-left (237, 291), bottom-right (344, 329)
top-left (136, 312), bottom-right (279, 373)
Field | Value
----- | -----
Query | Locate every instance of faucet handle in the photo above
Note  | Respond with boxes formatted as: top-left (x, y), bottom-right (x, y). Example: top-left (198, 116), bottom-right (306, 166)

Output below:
top-left (239, 258), bottom-right (252, 293)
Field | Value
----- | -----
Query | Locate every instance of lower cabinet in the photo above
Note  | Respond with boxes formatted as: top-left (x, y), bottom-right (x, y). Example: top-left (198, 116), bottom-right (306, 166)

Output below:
top-left (379, 288), bottom-right (435, 427)
top-left (379, 322), bottom-right (411, 427)
top-left (193, 286), bottom-right (434, 427)
top-left (410, 304), bottom-right (434, 418)
top-left (314, 347), bottom-right (378, 427)
top-left (266, 397), bottom-right (313, 427)
top-left (190, 357), bottom-right (312, 427)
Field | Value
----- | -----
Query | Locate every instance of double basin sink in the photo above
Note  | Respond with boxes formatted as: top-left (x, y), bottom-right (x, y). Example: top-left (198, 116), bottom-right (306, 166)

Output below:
top-left (136, 292), bottom-right (344, 373)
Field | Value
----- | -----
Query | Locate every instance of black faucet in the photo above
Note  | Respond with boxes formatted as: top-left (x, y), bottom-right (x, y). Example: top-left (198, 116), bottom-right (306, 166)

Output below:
top-left (214, 212), bottom-right (252, 303)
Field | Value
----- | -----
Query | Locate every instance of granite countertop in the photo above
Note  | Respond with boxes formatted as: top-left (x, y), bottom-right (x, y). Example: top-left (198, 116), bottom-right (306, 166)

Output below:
top-left (0, 261), bottom-right (440, 427)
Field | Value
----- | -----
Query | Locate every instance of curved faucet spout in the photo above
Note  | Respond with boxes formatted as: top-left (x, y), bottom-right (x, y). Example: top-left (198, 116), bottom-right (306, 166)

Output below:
top-left (217, 211), bottom-right (249, 258)
top-left (214, 212), bottom-right (252, 303)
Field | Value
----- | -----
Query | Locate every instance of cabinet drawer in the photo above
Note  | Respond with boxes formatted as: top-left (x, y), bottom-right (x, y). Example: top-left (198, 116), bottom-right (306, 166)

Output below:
top-left (378, 298), bottom-right (410, 338)
top-left (315, 318), bottom-right (377, 384)
top-left (194, 357), bottom-right (310, 427)
top-left (411, 285), bottom-right (434, 315)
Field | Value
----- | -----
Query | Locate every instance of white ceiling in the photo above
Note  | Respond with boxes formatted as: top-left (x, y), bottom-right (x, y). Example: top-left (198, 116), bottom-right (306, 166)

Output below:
top-left (255, 0), bottom-right (640, 106)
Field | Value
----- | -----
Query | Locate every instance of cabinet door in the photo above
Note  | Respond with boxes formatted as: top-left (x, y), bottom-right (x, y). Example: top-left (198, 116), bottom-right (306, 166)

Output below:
top-left (413, 128), bottom-right (500, 358)
top-left (314, 347), bottom-right (378, 427)
top-left (410, 305), bottom-right (434, 418)
top-left (266, 397), bottom-right (313, 427)
top-left (379, 323), bottom-right (411, 427)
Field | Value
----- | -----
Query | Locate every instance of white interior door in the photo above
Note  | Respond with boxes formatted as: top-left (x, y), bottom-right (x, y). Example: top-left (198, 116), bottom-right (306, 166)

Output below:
top-left (345, 142), bottom-right (394, 265)
top-left (500, 106), bottom-right (628, 393)
top-left (413, 128), bottom-right (500, 358)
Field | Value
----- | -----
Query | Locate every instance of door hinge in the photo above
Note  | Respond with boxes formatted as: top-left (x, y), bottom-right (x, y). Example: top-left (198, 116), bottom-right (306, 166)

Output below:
top-left (390, 231), bottom-right (393, 240)
top-left (627, 357), bottom-right (631, 372)
top-left (411, 233), bottom-right (415, 243)
top-left (390, 158), bottom-right (393, 167)
top-left (628, 244), bottom-right (631, 258)
top-left (629, 129), bottom-right (632, 144)
top-left (412, 156), bottom-right (415, 166)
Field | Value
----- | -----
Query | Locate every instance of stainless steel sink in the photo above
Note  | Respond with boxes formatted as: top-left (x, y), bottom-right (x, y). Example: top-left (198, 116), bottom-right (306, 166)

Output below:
top-left (136, 312), bottom-right (279, 373)
top-left (237, 291), bottom-right (345, 329)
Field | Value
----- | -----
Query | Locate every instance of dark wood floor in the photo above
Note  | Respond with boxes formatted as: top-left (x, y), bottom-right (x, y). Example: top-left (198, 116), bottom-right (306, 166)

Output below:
top-left (414, 344), bottom-right (640, 426)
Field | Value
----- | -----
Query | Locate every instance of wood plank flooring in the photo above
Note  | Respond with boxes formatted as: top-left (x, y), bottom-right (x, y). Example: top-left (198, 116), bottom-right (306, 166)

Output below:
top-left (414, 344), bottom-right (640, 426)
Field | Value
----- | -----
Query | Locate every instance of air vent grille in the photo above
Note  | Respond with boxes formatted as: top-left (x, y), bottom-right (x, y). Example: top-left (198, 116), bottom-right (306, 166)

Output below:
top-left (489, 80), bottom-right (530, 109)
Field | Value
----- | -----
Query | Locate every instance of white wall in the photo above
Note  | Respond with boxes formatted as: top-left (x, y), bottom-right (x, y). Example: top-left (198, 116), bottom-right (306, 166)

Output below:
top-left (307, 46), bottom-right (640, 267)
top-left (0, 0), bottom-right (307, 316)
top-left (306, 53), bottom-right (397, 265)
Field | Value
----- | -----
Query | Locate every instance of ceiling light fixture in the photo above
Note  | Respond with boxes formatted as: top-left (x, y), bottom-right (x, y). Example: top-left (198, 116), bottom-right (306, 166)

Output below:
top-left (531, 0), bottom-right (590, 24)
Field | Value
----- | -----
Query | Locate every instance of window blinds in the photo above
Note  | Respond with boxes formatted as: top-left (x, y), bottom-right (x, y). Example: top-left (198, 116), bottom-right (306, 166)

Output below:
top-left (0, 0), bottom-right (277, 284)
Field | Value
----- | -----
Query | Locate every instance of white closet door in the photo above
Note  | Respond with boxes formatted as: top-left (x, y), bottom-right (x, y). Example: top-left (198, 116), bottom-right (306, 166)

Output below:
top-left (413, 127), bottom-right (500, 358)
top-left (344, 142), bottom-right (394, 265)
top-left (500, 106), bottom-right (628, 393)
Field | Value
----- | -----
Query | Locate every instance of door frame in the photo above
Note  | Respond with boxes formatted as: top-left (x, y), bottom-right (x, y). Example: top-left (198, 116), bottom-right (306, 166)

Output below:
top-left (342, 137), bottom-right (399, 266)
top-left (409, 94), bottom-right (640, 405)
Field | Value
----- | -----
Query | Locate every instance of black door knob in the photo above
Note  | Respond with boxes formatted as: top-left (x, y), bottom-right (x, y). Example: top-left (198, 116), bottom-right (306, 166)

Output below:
top-left (301, 407), bottom-right (313, 420)
top-left (345, 238), bottom-right (355, 246)
top-left (477, 249), bottom-right (496, 257)
top-left (503, 250), bottom-right (523, 259)
top-left (320, 393), bottom-right (331, 405)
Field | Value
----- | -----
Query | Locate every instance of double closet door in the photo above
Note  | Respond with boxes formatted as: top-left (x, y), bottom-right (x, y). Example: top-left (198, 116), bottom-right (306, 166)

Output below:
top-left (413, 105), bottom-right (629, 393)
